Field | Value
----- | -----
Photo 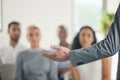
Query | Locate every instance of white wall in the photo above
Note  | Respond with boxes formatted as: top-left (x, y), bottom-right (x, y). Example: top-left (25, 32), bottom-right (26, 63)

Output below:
top-left (0, 0), bottom-right (73, 48)
top-left (107, 0), bottom-right (120, 12)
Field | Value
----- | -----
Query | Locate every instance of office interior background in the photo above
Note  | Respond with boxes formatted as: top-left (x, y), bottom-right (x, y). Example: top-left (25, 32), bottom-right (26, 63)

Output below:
top-left (0, 0), bottom-right (120, 80)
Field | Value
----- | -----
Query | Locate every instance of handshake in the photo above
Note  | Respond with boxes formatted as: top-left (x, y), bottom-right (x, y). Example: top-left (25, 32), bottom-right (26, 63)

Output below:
top-left (43, 45), bottom-right (70, 62)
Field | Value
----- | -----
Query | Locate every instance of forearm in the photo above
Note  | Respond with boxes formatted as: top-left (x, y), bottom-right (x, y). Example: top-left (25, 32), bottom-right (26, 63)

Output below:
top-left (70, 64), bottom-right (80, 80)
top-left (102, 57), bottom-right (112, 80)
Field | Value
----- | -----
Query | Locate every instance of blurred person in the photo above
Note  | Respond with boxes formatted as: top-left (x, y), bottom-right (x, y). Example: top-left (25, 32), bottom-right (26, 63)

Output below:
top-left (58, 25), bottom-right (70, 48)
top-left (14, 25), bottom-right (58, 80)
top-left (43, 4), bottom-right (120, 80)
top-left (0, 21), bottom-right (26, 66)
top-left (0, 21), bottom-right (26, 64)
top-left (57, 25), bottom-right (70, 80)
top-left (70, 26), bottom-right (111, 80)
top-left (0, 21), bottom-right (26, 79)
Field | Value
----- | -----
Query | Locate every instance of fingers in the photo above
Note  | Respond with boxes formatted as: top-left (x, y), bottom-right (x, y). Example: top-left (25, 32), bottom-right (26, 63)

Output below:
top-left (42, 46), bottom-right (70, 62)
top-left (51, 45), bottom-right (69, 53)
top-left (42, 51), bottom-right (67, 62)
top-left (43, 52), bottom-right (56, 59)
top-left (60, 47), bottom-right (70, 54)
top-left (43, 51), bottom-right (64, 58)
top-left (51, 45), bottom-right (61, 50)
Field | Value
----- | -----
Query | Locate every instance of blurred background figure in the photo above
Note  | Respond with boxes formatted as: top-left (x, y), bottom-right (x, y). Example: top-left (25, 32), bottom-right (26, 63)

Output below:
top-left (70, 26), bottom-right (111, 80)
top-left (57, 25), bottom-right (70, 80)
top-left (15, 25), bottom-right (58, 80)
top-left (0, 21), bottom-right (26, 79)
top-left (58, 25), bottom-right (70, 48)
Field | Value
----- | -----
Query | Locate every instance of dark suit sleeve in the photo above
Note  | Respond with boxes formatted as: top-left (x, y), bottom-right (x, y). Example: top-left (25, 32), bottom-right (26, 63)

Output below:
top-left (69, 3), bottom-right (120, 66)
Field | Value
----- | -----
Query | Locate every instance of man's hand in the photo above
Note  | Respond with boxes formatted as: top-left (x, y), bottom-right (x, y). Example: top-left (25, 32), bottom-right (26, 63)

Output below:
top-left (43, 45), bottom-right (70, 62)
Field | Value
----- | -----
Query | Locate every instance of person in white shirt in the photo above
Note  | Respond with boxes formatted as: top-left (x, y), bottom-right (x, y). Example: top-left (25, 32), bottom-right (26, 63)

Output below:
top-left (0, 21), bottom-right (26, 64)
top-left (67, 26), bottom-right (111, 80)
top-left (0, 21), bottom-right (26, 79)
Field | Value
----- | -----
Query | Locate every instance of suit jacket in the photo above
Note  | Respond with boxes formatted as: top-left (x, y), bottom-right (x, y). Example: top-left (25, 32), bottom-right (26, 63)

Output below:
top-left (69, 3), bottom-right (120, 80)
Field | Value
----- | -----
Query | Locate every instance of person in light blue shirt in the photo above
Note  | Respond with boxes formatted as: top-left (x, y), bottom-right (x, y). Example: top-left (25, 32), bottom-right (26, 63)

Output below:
top-left (14, 25), bottom-right (58, 80)
top-left (57, 25), bottom-right (70, 80)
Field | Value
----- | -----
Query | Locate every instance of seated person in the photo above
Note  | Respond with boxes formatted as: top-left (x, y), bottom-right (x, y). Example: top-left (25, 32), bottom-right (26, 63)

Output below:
top-left (57, 25), bottom-right (70, 80)
top-left (14, 25), bottom-right (58, 80)
top-left (70, 26), bottom-right (111, 80)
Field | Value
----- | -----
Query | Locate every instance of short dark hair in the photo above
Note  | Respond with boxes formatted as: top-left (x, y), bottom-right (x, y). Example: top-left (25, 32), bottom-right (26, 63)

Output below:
top-left (8, 21), bottom-right (20, 30)
top-left (59, 25), bottom-right (66, 30)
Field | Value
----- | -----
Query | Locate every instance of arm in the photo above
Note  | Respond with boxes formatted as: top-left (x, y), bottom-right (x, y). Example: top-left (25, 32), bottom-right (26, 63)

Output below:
top-left (48, 61), bottom-right (58, 80)
top-left (69, 3), bottom-right (120, 66)
top-left (14, 53), bottom-right (24, 80)
top-left (102, 57), bottom-right (112, 80)
top-left (70, 63), bottom-right (80, 80)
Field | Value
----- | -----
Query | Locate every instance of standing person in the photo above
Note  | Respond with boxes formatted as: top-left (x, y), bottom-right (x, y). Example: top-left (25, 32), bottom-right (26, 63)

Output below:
top-left (70, 26), bottom-right (111, 80)
top-left (43, 3), bottom-right (120, 80)
top-left (15, 25), bottom-right (58, 80)
top-left (57, 25), bottom-right (70, 80)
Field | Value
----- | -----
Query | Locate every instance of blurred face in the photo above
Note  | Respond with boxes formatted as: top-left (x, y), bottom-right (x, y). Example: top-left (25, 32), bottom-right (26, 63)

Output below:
top-left (79, 28), bottom-right (94, 47)
top-left (8, 24), bottom-right (21, 41)
top-left (27, 28), bottom-right (41, 46)
top-left (58, 27), bottom-right (68, 41)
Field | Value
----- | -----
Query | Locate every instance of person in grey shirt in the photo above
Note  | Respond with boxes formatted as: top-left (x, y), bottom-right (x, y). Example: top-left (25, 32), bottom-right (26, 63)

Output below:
top-left (43, 3), bottom-right (120, 80)
top-left (14, 25), bottom-right (58, 80)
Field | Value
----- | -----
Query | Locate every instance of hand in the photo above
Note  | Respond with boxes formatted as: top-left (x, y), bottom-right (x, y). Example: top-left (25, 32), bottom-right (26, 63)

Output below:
top-left (43, 45), bottom-right (70, 62)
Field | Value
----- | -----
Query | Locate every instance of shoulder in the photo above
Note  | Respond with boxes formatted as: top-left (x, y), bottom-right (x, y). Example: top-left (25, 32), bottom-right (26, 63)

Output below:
top-left (0, 45), bottom-right (10, 50)
top-left (0, 45), bottom-right (10, 55)
top-left (17, 49), bottom-right (30, 58)
top-left (17, 44), bottom-right (28, 50)
top-left (18, 44), bottom-right (26, 48)
top-left (0, 46), bottom-right (5, 51)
